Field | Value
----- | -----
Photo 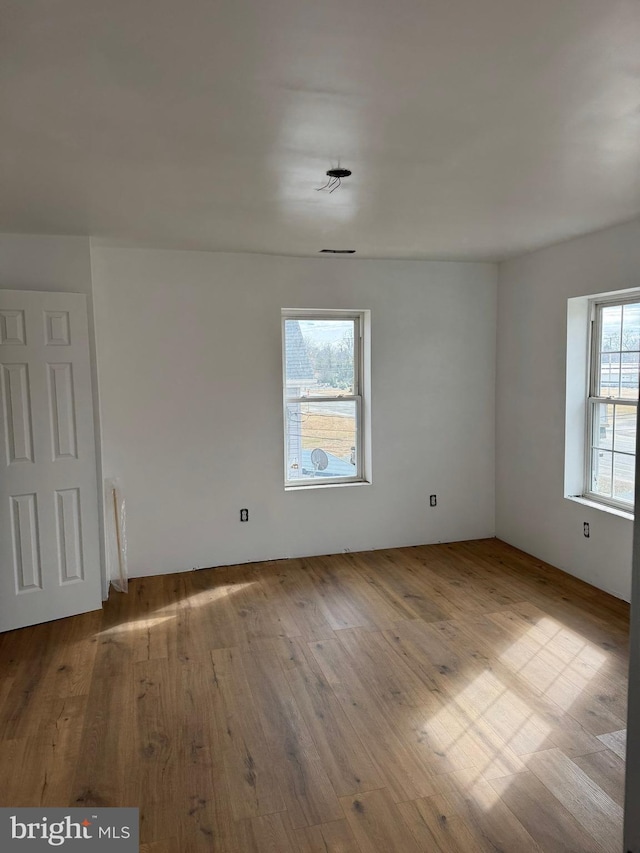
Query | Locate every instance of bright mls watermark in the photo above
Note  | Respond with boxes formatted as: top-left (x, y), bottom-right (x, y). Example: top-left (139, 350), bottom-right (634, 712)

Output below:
top-left (0, 808), bottom-right (138, 850)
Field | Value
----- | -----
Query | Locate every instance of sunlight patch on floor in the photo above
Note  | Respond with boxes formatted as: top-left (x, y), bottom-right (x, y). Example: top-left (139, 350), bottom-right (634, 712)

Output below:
top-left (99, 614), bottom-right (176, 635)
top-left (99, 581), bottom-right (255, 634)
top-left (421, 616), bottom-right (609, 807)
top-left (497, 616), bottom-right (606, 701)
top-left (175, 581), bottom-right (254, 609)
top-left (425, 670), bottom-right (551, 781)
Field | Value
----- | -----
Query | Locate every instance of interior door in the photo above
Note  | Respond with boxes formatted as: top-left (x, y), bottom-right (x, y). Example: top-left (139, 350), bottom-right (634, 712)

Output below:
top-left (0, 290), bottom-right (101, 632)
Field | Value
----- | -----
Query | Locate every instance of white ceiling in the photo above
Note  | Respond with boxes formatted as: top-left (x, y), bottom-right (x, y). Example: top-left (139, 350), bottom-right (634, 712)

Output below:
top-left (2, 0), bottom-right (640, 260)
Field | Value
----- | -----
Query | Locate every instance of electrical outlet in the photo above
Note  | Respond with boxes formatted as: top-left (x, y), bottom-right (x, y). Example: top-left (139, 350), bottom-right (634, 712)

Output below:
top-left (240, 508), bottom-right (249, 522)
top-left (429, 495), bottom-right (437, 507)
top-left (583, 521), bottom-right (590, 538)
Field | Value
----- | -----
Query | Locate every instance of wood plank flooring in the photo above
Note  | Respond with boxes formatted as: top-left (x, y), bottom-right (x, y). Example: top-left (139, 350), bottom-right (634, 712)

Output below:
top-left (0, 538), bottom-right (629, 852)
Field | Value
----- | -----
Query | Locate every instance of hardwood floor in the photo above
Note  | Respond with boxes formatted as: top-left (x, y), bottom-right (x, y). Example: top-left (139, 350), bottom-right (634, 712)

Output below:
top-left (0, 538), bottom-right (629, 852)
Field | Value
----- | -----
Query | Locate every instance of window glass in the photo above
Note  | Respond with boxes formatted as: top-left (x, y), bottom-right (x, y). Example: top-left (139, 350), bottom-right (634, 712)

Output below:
top-left (283, 314), bottom-right (363, 486)
top-left (587, 299), bottom-right (640, 508)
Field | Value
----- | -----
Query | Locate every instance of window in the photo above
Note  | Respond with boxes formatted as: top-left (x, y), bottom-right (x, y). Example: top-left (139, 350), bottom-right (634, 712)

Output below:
top-left (585, 297), bottom-right (640, 509)
top-left (282, 310), bottom-right (367, 487)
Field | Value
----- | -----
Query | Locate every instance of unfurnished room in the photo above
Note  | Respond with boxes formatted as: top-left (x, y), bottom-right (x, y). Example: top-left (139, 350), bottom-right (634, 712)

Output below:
top-left (1, 1), bottom-right (640, 851)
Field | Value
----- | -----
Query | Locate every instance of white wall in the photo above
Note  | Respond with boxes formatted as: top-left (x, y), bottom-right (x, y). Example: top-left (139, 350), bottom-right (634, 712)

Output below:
top-left (0, 233), bottom-right (93, 292)
top-left (496, 218), bottom-right (640, 601)
top-left (92, 248), bottom-right (497, 577)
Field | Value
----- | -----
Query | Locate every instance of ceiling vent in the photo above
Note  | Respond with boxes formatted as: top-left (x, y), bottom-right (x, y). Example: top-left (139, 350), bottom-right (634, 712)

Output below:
top-left (319, 249), bottom-right (356, 254)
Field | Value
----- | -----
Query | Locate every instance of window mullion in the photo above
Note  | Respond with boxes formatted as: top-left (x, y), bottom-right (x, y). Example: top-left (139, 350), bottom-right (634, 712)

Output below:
top-left (589, 397), bottom-right (638, 407)
top-left (286, 395), bottom-right (360, 402)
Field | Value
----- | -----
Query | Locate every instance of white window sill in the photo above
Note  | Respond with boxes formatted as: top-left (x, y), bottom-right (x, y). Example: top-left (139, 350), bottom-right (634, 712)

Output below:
top-left (565, 494), bottom-right (634, 521)
top-left (285, 480), bottom-right (371, 492)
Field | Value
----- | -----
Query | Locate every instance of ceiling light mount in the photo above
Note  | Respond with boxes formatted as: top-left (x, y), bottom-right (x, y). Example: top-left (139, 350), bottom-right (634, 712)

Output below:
top-left (317, 167), bottom-right (352, 193)
top-left (326, 168), bottom-right (351, 179)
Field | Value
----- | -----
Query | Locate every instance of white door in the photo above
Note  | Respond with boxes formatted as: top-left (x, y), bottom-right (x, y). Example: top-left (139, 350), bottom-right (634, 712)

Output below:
top-left (0, 290), bottom-right (101, 632)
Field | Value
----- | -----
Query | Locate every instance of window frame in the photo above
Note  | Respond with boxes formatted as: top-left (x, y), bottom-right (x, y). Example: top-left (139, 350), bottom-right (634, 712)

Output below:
top-left (584, 294), bottom-right (640, 511)
top-left (282, 309), bottom-right (366, 488)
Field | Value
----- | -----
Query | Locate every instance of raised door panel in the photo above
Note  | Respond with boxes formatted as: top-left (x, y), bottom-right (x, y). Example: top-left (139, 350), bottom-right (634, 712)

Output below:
top-left (47, 363), bottom-right (78, 460)
top-left (55, 488), bottom-right (84, 583)
top-left (10, 493), bottom-right (42, 592)
top-left (1, 363), bottom-right (34, 464)
top-left (0, 310), bottom-right (26, 345)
